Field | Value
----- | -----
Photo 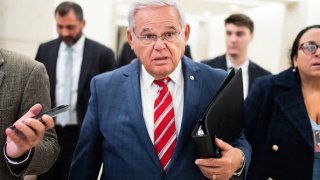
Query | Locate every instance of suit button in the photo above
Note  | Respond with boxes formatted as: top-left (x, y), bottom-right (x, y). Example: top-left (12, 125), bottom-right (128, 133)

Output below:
top-left (267, 177), bottom-right (273, 180)
top-left (272, 145), bottom-right (279, 152)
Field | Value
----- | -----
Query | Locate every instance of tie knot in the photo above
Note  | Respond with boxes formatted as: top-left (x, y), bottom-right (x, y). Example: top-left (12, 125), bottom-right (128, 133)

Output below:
top-left (154, 77), bottom-right (170, 87)
top-left (66, 46), bottom-right (73, 53)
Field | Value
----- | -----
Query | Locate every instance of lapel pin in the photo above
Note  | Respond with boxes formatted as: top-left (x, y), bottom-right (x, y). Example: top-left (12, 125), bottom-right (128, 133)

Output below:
top-left (190, 75), bottom-right (195, 80)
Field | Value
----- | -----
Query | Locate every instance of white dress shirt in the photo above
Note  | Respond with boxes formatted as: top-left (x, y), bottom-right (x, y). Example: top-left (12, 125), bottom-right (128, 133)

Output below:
top-left (55, 35), bottom-right (85, 125)
top-left (140, 61), bottom-right (184, 143)
top-left (226, 57), bottom-right (249, 99)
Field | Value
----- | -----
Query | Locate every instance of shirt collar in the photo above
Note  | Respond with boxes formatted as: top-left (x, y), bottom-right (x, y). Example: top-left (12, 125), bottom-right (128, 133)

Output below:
top-left (226, 56), bottom-right (249, 72)
top-left (60, 34), bottom-right (85, 52)
top-left (141, 59), bottom-right (183, 88)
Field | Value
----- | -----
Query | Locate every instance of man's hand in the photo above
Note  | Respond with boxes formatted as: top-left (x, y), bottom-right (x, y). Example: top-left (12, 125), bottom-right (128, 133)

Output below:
top-left (195, 138), bottom-right (243, 180)
top-left (5, 104), bottom-right (54, 158)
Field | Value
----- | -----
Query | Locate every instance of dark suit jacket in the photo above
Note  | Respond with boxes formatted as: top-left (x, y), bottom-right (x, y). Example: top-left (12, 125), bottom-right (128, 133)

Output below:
top-left (245, 68), bottom-right (314, 179)
top-left (35, 38), bottom-right (115, 125)
top-left (0, 48), bottom-right (59, 179)
top-left (116, 42), bottom-right (137, 68)
top-left (202, 54), bottom-right (271, 90)
top-left (69, 56), bottom-right (251, 180)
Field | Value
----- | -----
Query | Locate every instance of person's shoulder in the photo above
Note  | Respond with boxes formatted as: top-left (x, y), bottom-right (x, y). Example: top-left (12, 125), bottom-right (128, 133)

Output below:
top-left (38, 38), bottom-right (60, 48)
top-left (253, 68), bottom-right (294, 89)
top-left (184, 56), bottom-right (227, 80)
top-left (1, 48), bottom-right (37, 64)
top-left (85, 38), bottom-right (113, 52)
top-left (201, 54), bottom-right (225, 65)
top-left (0, 48), bottom-right (44, 71)
top-left (249, 60), bottom-right (272, 75)
top-left (248, 68), bottom-right (297, 104)
top-left (93, 60), bottom-right (137, 81)
top-left (197, 60), bottom-right (226, 75)
top-left (273, 68), bottom-right (297, 86)
top-left (191, 59), bottom-right (226, 75)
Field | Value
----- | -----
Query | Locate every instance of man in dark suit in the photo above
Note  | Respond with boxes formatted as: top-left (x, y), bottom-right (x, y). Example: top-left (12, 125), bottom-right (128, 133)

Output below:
top-left (35, 2), bottom-right (115, 180)
top-left (69, 1), bottom-right (251, 179)
top-left (202, 13), bottom-right (270, 98)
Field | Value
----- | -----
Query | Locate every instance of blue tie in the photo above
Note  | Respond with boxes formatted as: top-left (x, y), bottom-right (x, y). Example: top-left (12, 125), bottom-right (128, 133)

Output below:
top-left (56, 46), bottom-right (73, 126)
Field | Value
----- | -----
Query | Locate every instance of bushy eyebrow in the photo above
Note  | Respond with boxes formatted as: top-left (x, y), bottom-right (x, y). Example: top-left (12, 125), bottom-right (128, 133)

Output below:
top-left (140, 28), bottom-right (152, 34)
top-left (139, 26), bottom-right (178, 35)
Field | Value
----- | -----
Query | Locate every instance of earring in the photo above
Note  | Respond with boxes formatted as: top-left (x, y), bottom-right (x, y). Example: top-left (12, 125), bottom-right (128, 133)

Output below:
top-left (292, 67), bottom-right (296, 72)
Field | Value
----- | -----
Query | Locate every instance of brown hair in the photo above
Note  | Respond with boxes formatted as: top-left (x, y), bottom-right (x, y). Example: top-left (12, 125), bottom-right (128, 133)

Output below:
top-left (55, 1), bottom-right (83, 21)
top-left (225, 13), bottom-right (254, 33)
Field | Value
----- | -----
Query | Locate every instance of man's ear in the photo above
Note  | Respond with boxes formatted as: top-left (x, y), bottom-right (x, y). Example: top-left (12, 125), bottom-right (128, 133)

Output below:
top-left (250, 32), bottom-right (254, 41)
top-left (183, 24), bottom-right (190, 42)
top-left (81, 19), bottom-right (86, 29)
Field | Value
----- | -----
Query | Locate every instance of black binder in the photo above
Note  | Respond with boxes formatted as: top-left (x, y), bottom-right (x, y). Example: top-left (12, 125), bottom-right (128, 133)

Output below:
top-left (192, 68), bottom-right (244, 158)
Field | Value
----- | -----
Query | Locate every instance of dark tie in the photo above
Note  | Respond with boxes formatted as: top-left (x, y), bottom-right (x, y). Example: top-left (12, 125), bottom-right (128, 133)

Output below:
top-left (153, 77), bottom-right (177, 171)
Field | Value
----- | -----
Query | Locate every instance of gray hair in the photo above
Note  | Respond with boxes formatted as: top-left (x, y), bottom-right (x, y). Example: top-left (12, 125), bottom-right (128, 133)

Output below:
top-left (127, 0), bottom-right (187, 33)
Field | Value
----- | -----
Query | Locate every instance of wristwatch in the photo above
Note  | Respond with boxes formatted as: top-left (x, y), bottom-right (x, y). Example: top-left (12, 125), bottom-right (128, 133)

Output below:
top-left (233, 151), bottom-right (245, 176)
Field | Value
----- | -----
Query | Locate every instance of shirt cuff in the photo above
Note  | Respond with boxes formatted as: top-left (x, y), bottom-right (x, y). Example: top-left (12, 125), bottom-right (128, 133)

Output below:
top-left (3, 142), bottom-right (34, 167)
top-left (233, 151), bottom-right (245, 176)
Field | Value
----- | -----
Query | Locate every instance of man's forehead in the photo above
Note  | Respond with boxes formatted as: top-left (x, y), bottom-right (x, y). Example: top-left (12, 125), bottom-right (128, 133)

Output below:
top-left (138, 25), bottom-right (178, 33)
top-left (133, 6), bottom-right (181, 27)
top-left (226, 24), bottom-right (250, 31)
top-left (226, 27), bottom-right (251, 35)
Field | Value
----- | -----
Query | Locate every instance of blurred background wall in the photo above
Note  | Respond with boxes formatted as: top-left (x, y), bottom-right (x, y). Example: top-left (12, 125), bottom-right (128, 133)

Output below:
top-left (1, 0), bottom-right (320, 73)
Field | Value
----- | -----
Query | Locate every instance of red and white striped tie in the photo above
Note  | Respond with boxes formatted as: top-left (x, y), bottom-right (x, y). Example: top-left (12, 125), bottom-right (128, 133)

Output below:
top-left (154, 77), bottom-right (177, 171)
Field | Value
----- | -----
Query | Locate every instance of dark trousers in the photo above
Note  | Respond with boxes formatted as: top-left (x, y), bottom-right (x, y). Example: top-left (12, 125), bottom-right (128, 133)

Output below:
top-left (38, 125), bottom-right (80, 180)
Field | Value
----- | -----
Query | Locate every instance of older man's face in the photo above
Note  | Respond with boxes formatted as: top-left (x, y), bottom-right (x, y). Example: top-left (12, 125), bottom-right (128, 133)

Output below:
top-left (127, 6), bottom-right (190, 80)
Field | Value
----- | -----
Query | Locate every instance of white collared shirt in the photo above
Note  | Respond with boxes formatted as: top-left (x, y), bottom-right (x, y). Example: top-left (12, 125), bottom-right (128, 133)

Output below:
top-left (226, 57), bottom-right (249, 99)
top-left (140, 61), bottom-right (184, 143)
top-left (55, 35), bottom-right (85, 125)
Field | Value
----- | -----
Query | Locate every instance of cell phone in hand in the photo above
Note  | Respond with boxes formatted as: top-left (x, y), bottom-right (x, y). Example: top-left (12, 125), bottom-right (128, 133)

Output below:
top-left (9, 105), bottom-right (70, 136)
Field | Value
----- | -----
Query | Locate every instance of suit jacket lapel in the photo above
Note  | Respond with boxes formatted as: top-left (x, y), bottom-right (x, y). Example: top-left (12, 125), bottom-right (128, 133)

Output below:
top-left (47, 39), bottom-right (60, 107)
top-left (169, 57), bottom-right (201, 168)
top-left (248, 62), bottom-right (255, 88)
top-left (124, 60), bottom-right (163, 172)
top-left (78, 38), bottom-right (91, 94)
top-left (217, 55), bottom-right (228, 70)
top-left (248, 61), bottom-right (260, 89)
top-left (48, 39), bottom-right (60, 84)
top-left (274, 74), bottom-right (314, 150)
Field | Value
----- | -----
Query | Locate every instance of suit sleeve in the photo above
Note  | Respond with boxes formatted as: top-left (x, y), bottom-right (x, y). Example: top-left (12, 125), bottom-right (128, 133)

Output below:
top-left (7, 63), bottom-right (59, 176)
top-left (69, 78), bottom-right (103, 180)
top-left (230, 132), bottom-right (252, 175)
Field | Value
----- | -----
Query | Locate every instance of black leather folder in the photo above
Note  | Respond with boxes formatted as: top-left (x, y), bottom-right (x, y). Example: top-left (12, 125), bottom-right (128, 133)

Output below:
top-left (192, 68), bottom-right (244, 158)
